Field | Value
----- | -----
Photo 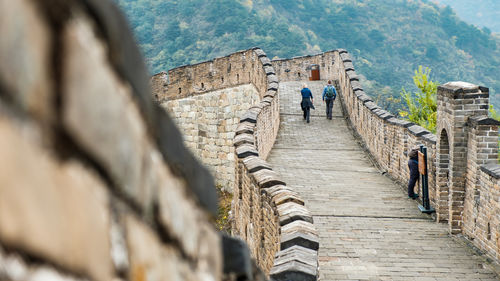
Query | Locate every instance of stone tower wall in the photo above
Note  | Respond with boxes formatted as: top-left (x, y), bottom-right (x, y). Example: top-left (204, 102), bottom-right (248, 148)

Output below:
top-left (272, 51), bottom-right (340, 83)
top-left (151, 49), bottom-right (277, 191)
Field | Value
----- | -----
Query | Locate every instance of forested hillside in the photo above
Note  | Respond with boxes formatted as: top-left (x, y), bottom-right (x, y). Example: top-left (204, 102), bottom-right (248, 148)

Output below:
top-left (436, 0), bottom-right (500, 33)
top-left (115, 0), bottom-right (500, 110)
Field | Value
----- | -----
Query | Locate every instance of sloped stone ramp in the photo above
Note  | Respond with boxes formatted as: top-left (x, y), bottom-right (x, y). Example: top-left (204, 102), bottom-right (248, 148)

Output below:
top-left (267, 81), bottom-right (500, 281)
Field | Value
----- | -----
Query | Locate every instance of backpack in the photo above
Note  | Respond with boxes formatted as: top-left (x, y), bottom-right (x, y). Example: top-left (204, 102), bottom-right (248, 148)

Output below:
top-left (326, 85), bottom-right (336, 98)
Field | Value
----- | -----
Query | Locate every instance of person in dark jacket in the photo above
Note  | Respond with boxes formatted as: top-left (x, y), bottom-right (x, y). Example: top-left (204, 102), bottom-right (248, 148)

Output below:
top-left (300, 83), bottom-right (314, 123)
top-left (408, 148), bottom-right (420, 199)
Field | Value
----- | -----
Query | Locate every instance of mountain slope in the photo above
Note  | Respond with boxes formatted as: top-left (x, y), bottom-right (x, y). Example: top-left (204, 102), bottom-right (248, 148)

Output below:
top-left (116, 0), bottom-right (500, 110)
top-left (436, 0), bottom-right (500, 33)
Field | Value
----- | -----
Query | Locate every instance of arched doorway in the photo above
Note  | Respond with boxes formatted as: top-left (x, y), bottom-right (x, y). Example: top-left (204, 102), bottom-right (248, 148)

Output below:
top-left (436, 129), bottom-right (450, 222)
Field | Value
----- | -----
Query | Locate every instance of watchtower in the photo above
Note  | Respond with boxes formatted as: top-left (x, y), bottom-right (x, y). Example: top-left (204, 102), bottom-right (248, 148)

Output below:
top-left (435, 82), bottom-right (497, 234)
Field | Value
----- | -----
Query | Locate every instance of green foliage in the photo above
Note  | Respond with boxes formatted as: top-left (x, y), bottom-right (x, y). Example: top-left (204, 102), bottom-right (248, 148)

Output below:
top-left (399, 66), bottom-right (438, 133)
top-left (215, 186), bottom-right (232, 233)
top-left (437, 0), bottom-right (500, 33)
top-left (115, 0), bottom-right (500, 110)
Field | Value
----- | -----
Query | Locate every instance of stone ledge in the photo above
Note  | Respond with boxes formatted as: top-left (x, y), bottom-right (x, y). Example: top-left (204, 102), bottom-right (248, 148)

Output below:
top-left (480, 164), bottom-right (500, 179)
top-left (235, 121), bottom-right (256, 136)
top-left (407, 125), bottom-right (431, 137)
top-left (269, 189), bottom-right (304, 206)
top-left (350, 80), bottom-right (363, 92)
top-left (243, 156), bottom-right (272, 173)
top-left (348, 74), bottom-right (359, 81)
top-left (422, 133), bottom-right (437, 144)
top-left (254, 48), bottom-right (267, 58)
top-left (264, 65), bottom-right (275, 75)
top-left (252, 169), bottom-right (286, 189)
top-left (346, 69), bottom-right (357, 78)
top-left (438, 81), bottom-right (479, 94)
top-left (267, 74), bottom-right (279, 84)
top-left (373, 109), bottom-right (393, 120)
top-left (280, 232), bottom-right (319, 251)
top-left (262, 96), bottom-right (273, 105)
top-left (241, 111), bottom-right (258, 123)
top-left (264, 89), bottom-right (277, 98)
top-left (343, 61), bottom-right (355, 72)
top-left (270, 246), bottom-right (317, 281)
top-left (272, 246), bottom-right (317, 268)
top-left (236, 144), bottom-right (259, 158)
top-left (364, 101), bottom-right (379, 111)
top-left (277, 202), bottom-right (313, 226)
top-left (263, 185), bottom-right (296, 198)
top-left (281, 221), bottom-right (317, 238)
top-left (260, 56), bottom-right (272, 66)
top-left (268, 82), bottom-right (279, 91)
top-left (358, 94), bottom-right (373, 104)
top-left (468, 116), bottom-right (500, 127)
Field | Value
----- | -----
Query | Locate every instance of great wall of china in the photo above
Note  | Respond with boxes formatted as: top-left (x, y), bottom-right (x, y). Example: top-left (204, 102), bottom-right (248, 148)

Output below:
top-left (2, 1), bottom-right (500, 281)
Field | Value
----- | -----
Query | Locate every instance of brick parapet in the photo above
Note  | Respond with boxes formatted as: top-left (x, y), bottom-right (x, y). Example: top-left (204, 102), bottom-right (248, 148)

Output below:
top-left (335, 50), bottom-right (500, 264)
top-left (271, 51), bottom-right (339, 83)
top-left (152, 48), bottom-right (268, 101)
top-left (233, 52), bottom-right (320, 280)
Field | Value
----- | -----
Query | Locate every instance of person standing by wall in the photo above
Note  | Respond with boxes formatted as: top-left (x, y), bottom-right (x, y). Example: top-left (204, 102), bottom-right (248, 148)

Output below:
top-left (408, 148), bottom-right (420, 199)
top-left (322, 80), bottom-right (337, 120)
top-left (300, 83), bottom-right (314, 123)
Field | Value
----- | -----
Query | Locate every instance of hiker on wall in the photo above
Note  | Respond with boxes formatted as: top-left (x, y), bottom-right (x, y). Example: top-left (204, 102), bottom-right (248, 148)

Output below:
top-left (300, 83), bottom-right (314, 123)
top-left (408, 147), bottom-right (420, 199)
top-left (322, 80), bottom-right (337, 120)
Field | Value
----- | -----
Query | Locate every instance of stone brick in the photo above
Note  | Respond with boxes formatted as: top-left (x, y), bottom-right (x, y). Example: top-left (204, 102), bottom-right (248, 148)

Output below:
top-left (0, 0), bottom-right (53, 122)
top-left (252, 169), bottom-right (286, 189)
top-left (61, 17), bottom-right (148, 207)
top-left (270, 246), bottom-right (317, 281)
top-left (280, 232), bottom-right (319, 251)
top-left (243, 156), bottom-right (272, 173)
top-left (277, 202), bottom-right (313, 226)
top-left (0, 117), bottom-right (112, 281)
top-left (236, 144), bottom-right (259, 158)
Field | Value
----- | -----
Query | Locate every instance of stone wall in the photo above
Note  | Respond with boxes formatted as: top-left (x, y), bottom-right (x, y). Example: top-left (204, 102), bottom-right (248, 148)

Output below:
top-left (152, 48), bottom-right (276, 190)
top-left (463, 118), bottom-right (500, 261)
top-left (161, 84), bottom-right (260, 190)
top-left (272, 51), bottom-right (340, 83)
top-left (333, 49), bottom-right (500, 264)
top-left (0, 1), bottom-right (269, 281)
top-left (232, 52), bottom-right (320, 280)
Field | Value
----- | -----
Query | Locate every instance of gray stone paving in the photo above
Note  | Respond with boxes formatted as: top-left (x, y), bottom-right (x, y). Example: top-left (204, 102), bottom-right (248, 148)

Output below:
top-left (267, 81), bottom-right (500, 281)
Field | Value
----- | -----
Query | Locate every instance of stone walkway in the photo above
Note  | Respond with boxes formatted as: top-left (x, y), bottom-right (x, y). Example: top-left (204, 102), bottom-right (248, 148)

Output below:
top-left (266, 81), bottom-right (500, 281)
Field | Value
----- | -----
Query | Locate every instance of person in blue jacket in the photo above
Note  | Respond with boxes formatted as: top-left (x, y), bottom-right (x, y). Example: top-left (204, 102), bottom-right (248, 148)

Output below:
top-left (300, 83), bottom-right (314, 123)
top-left (322, 80), bottom-right (337, 120)
top-left (408, 148), bottom-right (420, 199)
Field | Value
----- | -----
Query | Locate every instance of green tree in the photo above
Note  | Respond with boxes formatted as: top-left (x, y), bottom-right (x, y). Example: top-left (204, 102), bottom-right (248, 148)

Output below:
top-left (399, 66), bottom-right (438, 133)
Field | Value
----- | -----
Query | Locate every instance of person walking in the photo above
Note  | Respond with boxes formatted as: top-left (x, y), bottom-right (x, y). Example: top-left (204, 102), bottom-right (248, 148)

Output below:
top-left (322, 80), bottom-right (337, 120)
top-left (408, 147), bottom-right (420, 199)
top-left (300, 83), bottom-right (314, 123)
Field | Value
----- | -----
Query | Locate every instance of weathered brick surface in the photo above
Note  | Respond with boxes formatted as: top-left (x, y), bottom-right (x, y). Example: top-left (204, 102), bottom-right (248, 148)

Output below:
top-left (0, 0), bottom-right (53, 125)
top-left (0, 115), bottom-right (113, 281)
top-left (272, 51), bottom-right (340, 83)
top-left (153, 48), bottom-right (278, 191)
top-left (161, 84), bottom-right (259, 190)
top-left (0, 1), bottom-right (225, 281)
